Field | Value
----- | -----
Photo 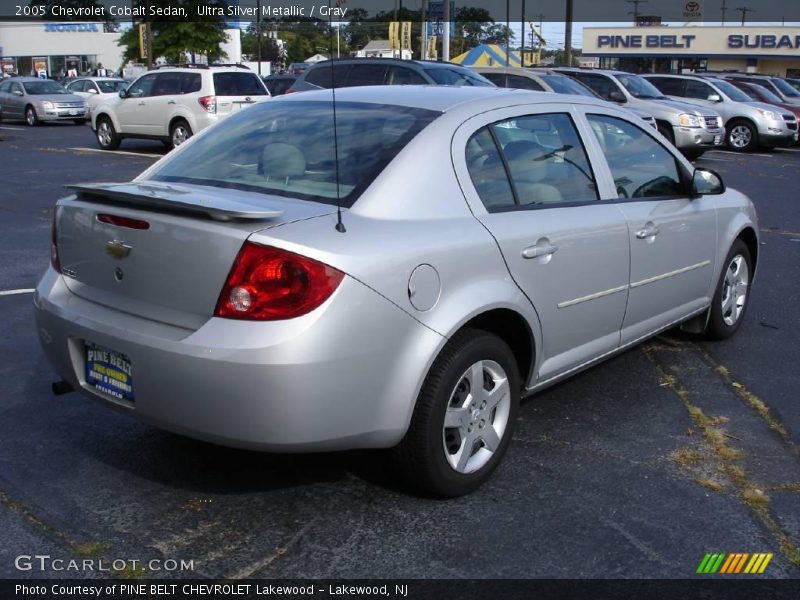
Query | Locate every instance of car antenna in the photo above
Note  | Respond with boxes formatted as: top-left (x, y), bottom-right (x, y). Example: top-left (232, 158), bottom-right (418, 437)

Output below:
top-left (328, 1), bottom-right (346, 233)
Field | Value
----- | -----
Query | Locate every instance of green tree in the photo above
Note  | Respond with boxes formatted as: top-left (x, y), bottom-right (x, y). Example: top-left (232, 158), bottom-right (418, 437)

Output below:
top-left (118, 0), bottom-right (229, 65)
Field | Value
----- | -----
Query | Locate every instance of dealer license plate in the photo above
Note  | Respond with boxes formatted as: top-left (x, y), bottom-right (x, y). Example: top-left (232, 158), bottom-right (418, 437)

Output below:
top-left (69, 109), bottom-right (78, 115)
top-left (85, 343), bottom-right (134, 401)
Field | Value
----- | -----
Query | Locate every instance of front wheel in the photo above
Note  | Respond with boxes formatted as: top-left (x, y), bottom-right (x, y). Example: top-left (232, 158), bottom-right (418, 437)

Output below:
top-left (25, 106), bottom-right (39, 126)
top-left (395, 329), bottom-right (520, 497)
top-left (727, 120), bottom-right (757, 152)
top-left (705, 239), bottom-right (752, 340)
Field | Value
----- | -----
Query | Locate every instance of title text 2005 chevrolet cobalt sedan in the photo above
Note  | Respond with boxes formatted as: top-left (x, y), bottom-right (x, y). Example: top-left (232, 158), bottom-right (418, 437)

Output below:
top-left (35, 87), bottom-right (758, 496)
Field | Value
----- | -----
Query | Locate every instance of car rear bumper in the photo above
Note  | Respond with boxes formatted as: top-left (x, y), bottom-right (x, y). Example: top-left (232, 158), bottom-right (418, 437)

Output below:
top-left (34, 268), bottom-right (442, 452)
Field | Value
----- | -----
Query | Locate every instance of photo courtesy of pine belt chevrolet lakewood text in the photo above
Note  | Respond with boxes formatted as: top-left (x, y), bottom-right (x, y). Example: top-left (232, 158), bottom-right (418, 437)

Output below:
top-left (34, 86), bottom-right (758, 497)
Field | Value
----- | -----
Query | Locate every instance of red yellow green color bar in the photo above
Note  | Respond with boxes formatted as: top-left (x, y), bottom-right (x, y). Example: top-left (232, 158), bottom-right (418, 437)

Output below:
top-left (697, 552), bottom-right (773, 574)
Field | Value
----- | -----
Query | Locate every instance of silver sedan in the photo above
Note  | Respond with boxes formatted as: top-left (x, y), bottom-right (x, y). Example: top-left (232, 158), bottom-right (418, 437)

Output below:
top-left (0, 77), bottom-right (87, 125)
top-left (34, 86), bottom-right (758, 496)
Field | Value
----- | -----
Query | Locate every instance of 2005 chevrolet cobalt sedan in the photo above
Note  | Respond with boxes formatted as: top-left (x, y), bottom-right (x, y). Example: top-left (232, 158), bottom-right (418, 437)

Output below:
top-left (34, 86), bottom-right (758, 496)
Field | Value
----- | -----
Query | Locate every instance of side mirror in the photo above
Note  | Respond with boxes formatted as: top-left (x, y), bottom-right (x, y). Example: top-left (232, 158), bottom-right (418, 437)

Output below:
top-left (608, 89), bottom-right (626, 103)
top-left (118, 89), bottom-right (127, 98)
top-left (692, 168), bottom-right (725, 196)
top-left (88, 88), bottom-right (98, 94)
top-left (707, 93), bottom-right (722, 103)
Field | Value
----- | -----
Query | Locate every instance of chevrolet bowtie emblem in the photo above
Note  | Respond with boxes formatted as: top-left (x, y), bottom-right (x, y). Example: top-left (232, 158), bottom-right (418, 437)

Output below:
top-left (105, 240), bottom-right (132, 259)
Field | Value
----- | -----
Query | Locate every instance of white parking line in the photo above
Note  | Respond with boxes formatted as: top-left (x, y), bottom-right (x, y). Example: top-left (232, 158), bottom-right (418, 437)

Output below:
top-left (707, 150), bottom-right (774, 158)
top-left (0, 289), bottom-right (34, 296)
top-left (0, 126), bottom-right (25, 131)
top-left (69, 147), bottom-right (161, 158)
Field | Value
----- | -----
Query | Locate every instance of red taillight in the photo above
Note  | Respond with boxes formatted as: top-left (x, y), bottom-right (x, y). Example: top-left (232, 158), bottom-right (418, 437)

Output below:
top-left (198, 95), bottom-right (217, 113)
top-left (284, 88), bottom-right (298, 95)
top-left (50, 207), bottom-right (61, 273)
top-left (97, 213), bottom-right (150, 230)
top-left (215, 242), bottom-right (344, 321)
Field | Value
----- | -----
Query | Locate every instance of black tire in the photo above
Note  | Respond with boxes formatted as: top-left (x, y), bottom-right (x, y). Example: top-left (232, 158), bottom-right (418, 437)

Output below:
top-left (95, 116), bottom-right (120, 150)
top-left (73, 118), bottom-right (88, 125)
top-left (394, 328), bottom-right (521, 497)
top-left (726, 119), bottom-right (758, 152)
top-left (169, 119), bottom-right (192, 149)
top-left (25, 105), bottom-right (39, 127)
top-left (683, 149), bottom-right (705, 161)
top-left (657, 122), bottom-right (675, 146)
top-left (705, 239), bottom-right (752, 340)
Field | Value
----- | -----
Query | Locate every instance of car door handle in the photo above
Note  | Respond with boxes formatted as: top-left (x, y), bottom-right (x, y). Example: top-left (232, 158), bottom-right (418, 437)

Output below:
top-left (168, 100), bottom-right (176, 105)
top-left (635, 224), bottom-right (660, 239)
top-left (522, 243), bottom-right (559, 259)
top-left (137, 101), bottom-right (146, 106)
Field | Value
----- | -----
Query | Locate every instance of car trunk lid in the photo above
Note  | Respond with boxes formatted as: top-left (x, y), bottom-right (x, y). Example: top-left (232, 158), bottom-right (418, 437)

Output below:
top-left (56, 181), bottom-right (334, 330)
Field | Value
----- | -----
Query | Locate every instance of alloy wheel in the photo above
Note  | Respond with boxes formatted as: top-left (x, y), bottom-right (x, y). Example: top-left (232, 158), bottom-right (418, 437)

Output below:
top-left (442, 359), bottom-right (511, 474)
top-left (729, 125), bottom-right (752, 149)
top-left (721, 254), bottom-right (749, 327)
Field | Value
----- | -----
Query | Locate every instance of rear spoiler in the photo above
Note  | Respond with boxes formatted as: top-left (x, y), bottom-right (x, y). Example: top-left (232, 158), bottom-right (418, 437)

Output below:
top-left (65, 182), bottom-right (284, 222)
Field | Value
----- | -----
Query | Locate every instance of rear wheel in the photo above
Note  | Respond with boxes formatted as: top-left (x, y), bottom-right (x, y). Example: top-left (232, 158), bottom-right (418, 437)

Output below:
top-left (169, 120), bottom-right (192, 149)
top-left (96, 116), bottom-right (120, 150)
top-left (726, 120), bottom-right (757, 152)
top-left (395, 329), bottom-right (520, 497)
top-left (25, 106), bottom-right (39, 127)
top-left (705, 239), bottom-right (752, 340)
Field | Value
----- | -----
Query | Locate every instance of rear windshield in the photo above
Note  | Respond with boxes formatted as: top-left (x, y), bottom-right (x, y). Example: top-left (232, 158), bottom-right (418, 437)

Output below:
top-left (150, 100), bottom-right (440, 207)
top-left (213, 72), bottom-right (267, 96)
top-left (422, 67), bottom-right (494, 86)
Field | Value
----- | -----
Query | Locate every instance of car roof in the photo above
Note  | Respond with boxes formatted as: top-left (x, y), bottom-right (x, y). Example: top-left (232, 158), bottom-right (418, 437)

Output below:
top-left (268, 84), bottom-right (609, 113)
top-left (307, 58), bottom-right (470, 70)
top-left (13, 77), bottom-right (55, 82)
top-left (74, 77), bottom-right (126, 81)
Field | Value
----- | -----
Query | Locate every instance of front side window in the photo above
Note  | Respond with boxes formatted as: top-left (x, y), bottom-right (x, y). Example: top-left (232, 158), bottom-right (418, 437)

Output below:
top-left (587, 114), bottom-right (684, 199)
top-left (571, 73), bottom-right (621, 102)
top-left (387, 66), bottom-right (426, 85)
top-left (422, 67), bottom-right (493, 87)
top-left (97, 80), bottom-right (128, 94)
top-left (648, 77), bottom-right (685, 97)
top-left (150, 101), bottom-right (440, 208)
top-left (685, 79), bottom-right (714, 100)
top-left (615, 74), bottom-right (663, 99)
top-left (466, 113), bottom-right (598, 210)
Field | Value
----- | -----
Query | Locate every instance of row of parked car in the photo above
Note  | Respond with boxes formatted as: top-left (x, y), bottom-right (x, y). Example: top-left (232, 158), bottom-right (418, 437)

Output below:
top-left (1, 59), bottom-right (797, 157)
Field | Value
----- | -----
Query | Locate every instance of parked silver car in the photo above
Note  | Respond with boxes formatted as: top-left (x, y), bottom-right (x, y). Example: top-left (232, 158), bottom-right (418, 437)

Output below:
top-left (0, 77), bottom-right (87, 125)
top-left (471, 66), bottom-right (657, 129)
top-left (35, 87), bottom-right (758, 496)
top-left (643, 74), bottom-right (798, 151)
top-left (555, 68), bottom-right (725, 158)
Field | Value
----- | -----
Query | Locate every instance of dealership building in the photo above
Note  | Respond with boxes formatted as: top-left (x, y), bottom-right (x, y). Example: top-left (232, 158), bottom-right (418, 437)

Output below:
top-left (0, 22), bottom-right (125, 77)
top-left (582, 26), bottom-right (800, 77)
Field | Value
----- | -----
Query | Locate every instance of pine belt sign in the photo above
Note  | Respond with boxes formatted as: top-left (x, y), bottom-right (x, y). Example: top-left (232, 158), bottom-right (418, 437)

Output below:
top-left (583, 26), bottom-right (800, 57)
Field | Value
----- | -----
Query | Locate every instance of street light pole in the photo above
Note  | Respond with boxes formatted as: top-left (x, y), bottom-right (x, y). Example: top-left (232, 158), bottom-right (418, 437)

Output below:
top-left (564, 0), bottom-right (573, 67)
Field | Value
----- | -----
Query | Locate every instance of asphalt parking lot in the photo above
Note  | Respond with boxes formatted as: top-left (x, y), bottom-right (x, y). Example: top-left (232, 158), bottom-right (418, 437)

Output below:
top-left (1, 122), bottom-right (799, 580)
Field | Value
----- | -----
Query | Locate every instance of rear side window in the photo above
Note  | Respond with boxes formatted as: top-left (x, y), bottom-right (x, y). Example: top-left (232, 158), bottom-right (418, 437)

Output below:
top-left (480, 72), bottom-right (506, 86)
top-left (151, 73), bottom-right (183, 96)
top-left (649, 77), bottom-right (685, 96)
top-left (304, 64), bottom-right (351, 88)
top-left (213, 72), bottom-right (267, 96)
top-left (466, 113), bottom-right (598, 211)
top-left (387, 66), bottom-right (427, 85)
top-left (506, 75), bottom-right (545, 91)
top-left (346, 64), bottom-right (389, 86)
top-left (150, 101), bottom-right (440, 208)
top-left (181, 73), bottom-right (202, 93)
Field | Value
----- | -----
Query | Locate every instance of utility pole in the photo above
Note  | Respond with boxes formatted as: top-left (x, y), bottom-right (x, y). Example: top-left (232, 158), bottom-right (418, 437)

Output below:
top-left (520, 0), bottom-right (525, 68)
top-left (443, 0), bottom-right (450, 62)
top-left (736, 6), bottom-right (753, 25)
top-left (626, 0), bottom-right (648, 25)
top-left (256, 0), bottom-right (261, 75)
top-left (721, 0), bottom-right (728, 25)
top-left (564, 0), bottom-right (573, 67)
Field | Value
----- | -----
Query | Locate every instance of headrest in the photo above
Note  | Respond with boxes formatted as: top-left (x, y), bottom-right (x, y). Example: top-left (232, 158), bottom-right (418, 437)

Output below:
top-left (262, 143), bottom-right (306, 179)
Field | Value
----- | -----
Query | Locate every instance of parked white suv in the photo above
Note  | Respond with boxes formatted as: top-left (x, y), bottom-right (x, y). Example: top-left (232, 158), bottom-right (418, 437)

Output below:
top-left (91, 64), bottom-right (269, 150)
